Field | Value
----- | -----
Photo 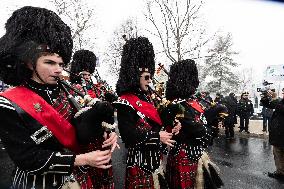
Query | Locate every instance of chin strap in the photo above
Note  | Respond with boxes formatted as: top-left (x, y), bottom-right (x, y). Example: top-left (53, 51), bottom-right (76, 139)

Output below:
top-left (33, 63), bottom-right (47, 84)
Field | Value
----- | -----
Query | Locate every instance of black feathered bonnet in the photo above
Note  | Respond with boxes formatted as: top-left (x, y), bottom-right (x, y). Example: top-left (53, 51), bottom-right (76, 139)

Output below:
top-left (70, 50), bottom-right (97, 83)
top-left (166, 59), bottom-right (199, 101)
top-left (116, 37), bottom-right (155, 96)
top-left (0, 6), bottom-right (73, 85)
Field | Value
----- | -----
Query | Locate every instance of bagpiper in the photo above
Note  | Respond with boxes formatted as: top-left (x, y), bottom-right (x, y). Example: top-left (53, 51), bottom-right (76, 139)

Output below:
top-left (0, 6), bottom-right (118, 189)
top-left (114, 36), bottom-right (174, 189)
top-left (160, 59), bottom-right (223, 189)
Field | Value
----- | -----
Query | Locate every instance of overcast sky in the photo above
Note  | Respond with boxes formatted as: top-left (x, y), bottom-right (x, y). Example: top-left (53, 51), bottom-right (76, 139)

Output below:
top-left (204, 0), bottom-right (284, 82)
top-left (0, 0), bottom-right (283, 85)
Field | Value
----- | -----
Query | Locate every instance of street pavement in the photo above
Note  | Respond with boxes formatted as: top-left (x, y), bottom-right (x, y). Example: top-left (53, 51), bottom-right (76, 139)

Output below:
top-left (208, 135), bottom-right (283, 189)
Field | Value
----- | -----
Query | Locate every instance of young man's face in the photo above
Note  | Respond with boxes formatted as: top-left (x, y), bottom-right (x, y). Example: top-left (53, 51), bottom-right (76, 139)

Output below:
top-left (30, 54), bottom-right (64, 85)
top-left (80, 71), bottom-right (91, 82)
top-left (139, 72), bottom-right (152, 92)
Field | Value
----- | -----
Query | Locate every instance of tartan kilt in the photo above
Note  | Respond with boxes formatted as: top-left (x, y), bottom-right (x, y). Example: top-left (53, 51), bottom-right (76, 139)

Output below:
top-left (125, 166), bottom-right (155, 189)
top-left (74, 138), bottom-right (115, 189)
top-left (166, 148), bottom-right (198, 189)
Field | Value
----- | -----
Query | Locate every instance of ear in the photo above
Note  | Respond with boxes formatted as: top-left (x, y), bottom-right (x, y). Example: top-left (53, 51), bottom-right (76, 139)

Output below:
top-left (26, 62), bottom-right (34, 70)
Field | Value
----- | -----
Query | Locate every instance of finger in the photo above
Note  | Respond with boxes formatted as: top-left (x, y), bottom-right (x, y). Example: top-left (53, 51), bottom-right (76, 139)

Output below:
top-left (96, 165), bottom-right (112, 169)
top-left (166, 142), bottom-right (174, 147)
top-left (95, 153), bottom-right (111, 163)
top-left (111, 144), bottom-right (115, 153)
top-left (103, 134), bottom-right (117, 144)
top-left (168, 139), bottom-right (176, 144)
top-left (103, 136), bottom-right (111, 144)
top-left (102, 143), bottom-right (111, 148)
top-left (111, 142), bottom-right (118, 152)
top-left (95, 149), bottom-right (111, 156)
top-left (94, 155), bottom-right (111, 165)
top-left (102, 137), bottom-right (117, 148)
top-left (103, 132), bottom-right (107, 140)
top-left (96, 156), bottom-right (112, 166)
top-left (102, 137), bottom-right (116, 147)
top-left (107, 133), bottom-right (117, 141)
top-left (116, 143), bottom-right (120, 149)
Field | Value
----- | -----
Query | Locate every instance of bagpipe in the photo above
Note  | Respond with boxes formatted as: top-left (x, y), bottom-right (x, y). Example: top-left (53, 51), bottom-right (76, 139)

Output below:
top-left (63, 68), bottom-right (97, 103)
top-left (92, 68), bottom-right (117, 103)
top-left (54, 76), bottom-right (116, 145)
top-left (64, 68), bottom-right (117, 104)
top-left (93, 68), bottom-right (112, 92)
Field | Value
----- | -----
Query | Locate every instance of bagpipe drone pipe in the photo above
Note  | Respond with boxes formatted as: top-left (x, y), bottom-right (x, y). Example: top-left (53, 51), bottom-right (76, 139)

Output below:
top-left (92, 68), bottom-right (118, 103)
top-left (55, 77), bottom-right (115, 145)
top-left (66, 65), bottom-right (116, 103)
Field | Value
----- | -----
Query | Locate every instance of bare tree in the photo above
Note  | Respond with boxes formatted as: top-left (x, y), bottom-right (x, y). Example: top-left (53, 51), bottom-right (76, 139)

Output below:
top-left (49, 0), bottom-right (96, 52)
top-left (103, 18), bottom-right (140, 84)
top-left (238, 67), bottom-right (253, 93)
top-left (145, 0), bottom-right (212, 64)
top-left (203, 33), bottom-right (240, 94)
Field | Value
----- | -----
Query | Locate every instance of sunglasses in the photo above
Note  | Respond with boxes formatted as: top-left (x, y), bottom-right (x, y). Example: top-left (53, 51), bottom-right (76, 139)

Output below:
top-left (140, 75), bottom-right (152, 81)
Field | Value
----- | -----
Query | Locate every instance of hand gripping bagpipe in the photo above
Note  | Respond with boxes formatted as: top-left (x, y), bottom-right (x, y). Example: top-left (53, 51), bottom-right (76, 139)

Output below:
top-left (54, 76), bottom-right (116, 145)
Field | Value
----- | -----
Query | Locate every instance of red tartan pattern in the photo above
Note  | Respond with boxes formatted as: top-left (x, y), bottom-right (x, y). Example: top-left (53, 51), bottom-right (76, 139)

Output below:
top-left (52, 91), bottom-right (74, 121)
top-left (166, 146), bottom-right (198, 189)
top-left (74, 138), bottom-right (115, 189)
top-left (136, 118), bottom-right (152, 132)
top-left (125, 166), bottom-right (154, 189)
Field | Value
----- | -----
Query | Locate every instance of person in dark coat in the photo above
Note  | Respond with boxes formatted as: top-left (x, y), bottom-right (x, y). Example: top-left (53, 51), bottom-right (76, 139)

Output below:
top-left (237, 92), bottom-right (254, 133)
top-left (114, 37), bottom-right (174, 189)
top-left (69, 49), bottom-right (118, 188)
top-left (214, 93), bottom-right (223, 104)
top-left (204, 91), bottom-right (213, 103)
top-left (260, 88), bottom-right (284, 181)
top-left (0, 6), bottom-right (118, 189)
top-left (229, 93), bottom-right (238, 124)
top-left (261, 106), bottom-right (274, 132)
top-left (222, 94), bottom-right (238, 139)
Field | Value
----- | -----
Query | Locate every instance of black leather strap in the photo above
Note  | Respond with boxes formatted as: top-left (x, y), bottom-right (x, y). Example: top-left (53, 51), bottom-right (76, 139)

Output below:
top-left (10, 101), bottom-right (55, 145)
top-left (10, 101), bottom-right (43, 129)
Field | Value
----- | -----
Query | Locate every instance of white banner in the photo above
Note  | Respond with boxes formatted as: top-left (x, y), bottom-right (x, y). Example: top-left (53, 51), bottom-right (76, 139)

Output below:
top-left (264, 64), bottom-right (284, 81)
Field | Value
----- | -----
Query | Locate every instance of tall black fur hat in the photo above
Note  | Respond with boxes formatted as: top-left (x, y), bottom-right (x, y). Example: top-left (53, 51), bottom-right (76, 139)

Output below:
top-left (0, 6), bottom-right (73, 85)
top-left (70, 50), bottom-right (97, 83)
top-left (116, 37), bottom-right (155, 96)
top-left (166, 59), bottom-right (199, 101)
